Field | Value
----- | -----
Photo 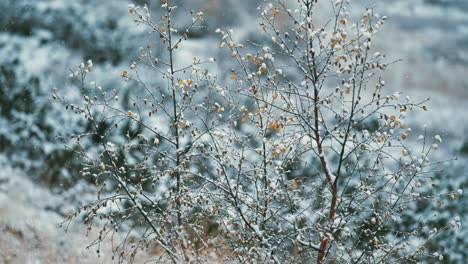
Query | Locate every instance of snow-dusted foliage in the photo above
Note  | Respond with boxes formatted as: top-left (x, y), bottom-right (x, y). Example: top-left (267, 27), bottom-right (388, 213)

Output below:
top-left (53, 0), bottom-right (462, 262)
top-left (0, 34), bottom-right (80, 186)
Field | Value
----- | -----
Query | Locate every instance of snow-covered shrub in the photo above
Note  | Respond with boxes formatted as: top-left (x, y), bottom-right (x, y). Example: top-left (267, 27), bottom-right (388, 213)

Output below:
top-left (0, 0), bottom-right (134, 64)
top-left (55, 0), bottom-right (460, 262)
top-left (0, 0), bottom-right (155, 187)
top-left (0, 37), bottom-right (81, 187)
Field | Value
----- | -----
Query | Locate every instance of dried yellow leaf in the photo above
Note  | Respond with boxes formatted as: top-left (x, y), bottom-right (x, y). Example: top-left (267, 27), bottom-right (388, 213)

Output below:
top-left (272, 92), bottom-right (279, 100)
top-left (291, 179), bottom-right (297, 190)
top-left (253, 57), bottom-right (259, 65)
top-left (268, 121), bottom-right (281, 131)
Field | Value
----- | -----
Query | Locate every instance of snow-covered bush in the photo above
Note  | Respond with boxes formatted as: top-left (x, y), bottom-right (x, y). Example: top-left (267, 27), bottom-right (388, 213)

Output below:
top-left (0, 0), bottom-right (160, 187)
top-left (55, 0), bottom-right (460, 262)
top-left (0, 0), bottom-right (135, 64)
top-left (0, 35), bottom-right (81, 187)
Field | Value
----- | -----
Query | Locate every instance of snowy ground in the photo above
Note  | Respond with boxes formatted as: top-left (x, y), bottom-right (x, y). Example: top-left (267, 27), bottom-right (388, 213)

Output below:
top-left (0, 168), bottom-right (143, 263)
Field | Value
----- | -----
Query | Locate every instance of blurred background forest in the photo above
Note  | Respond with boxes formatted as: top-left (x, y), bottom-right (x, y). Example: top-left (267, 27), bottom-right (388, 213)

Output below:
top-left (0, 0), bottom-right (466, 262)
